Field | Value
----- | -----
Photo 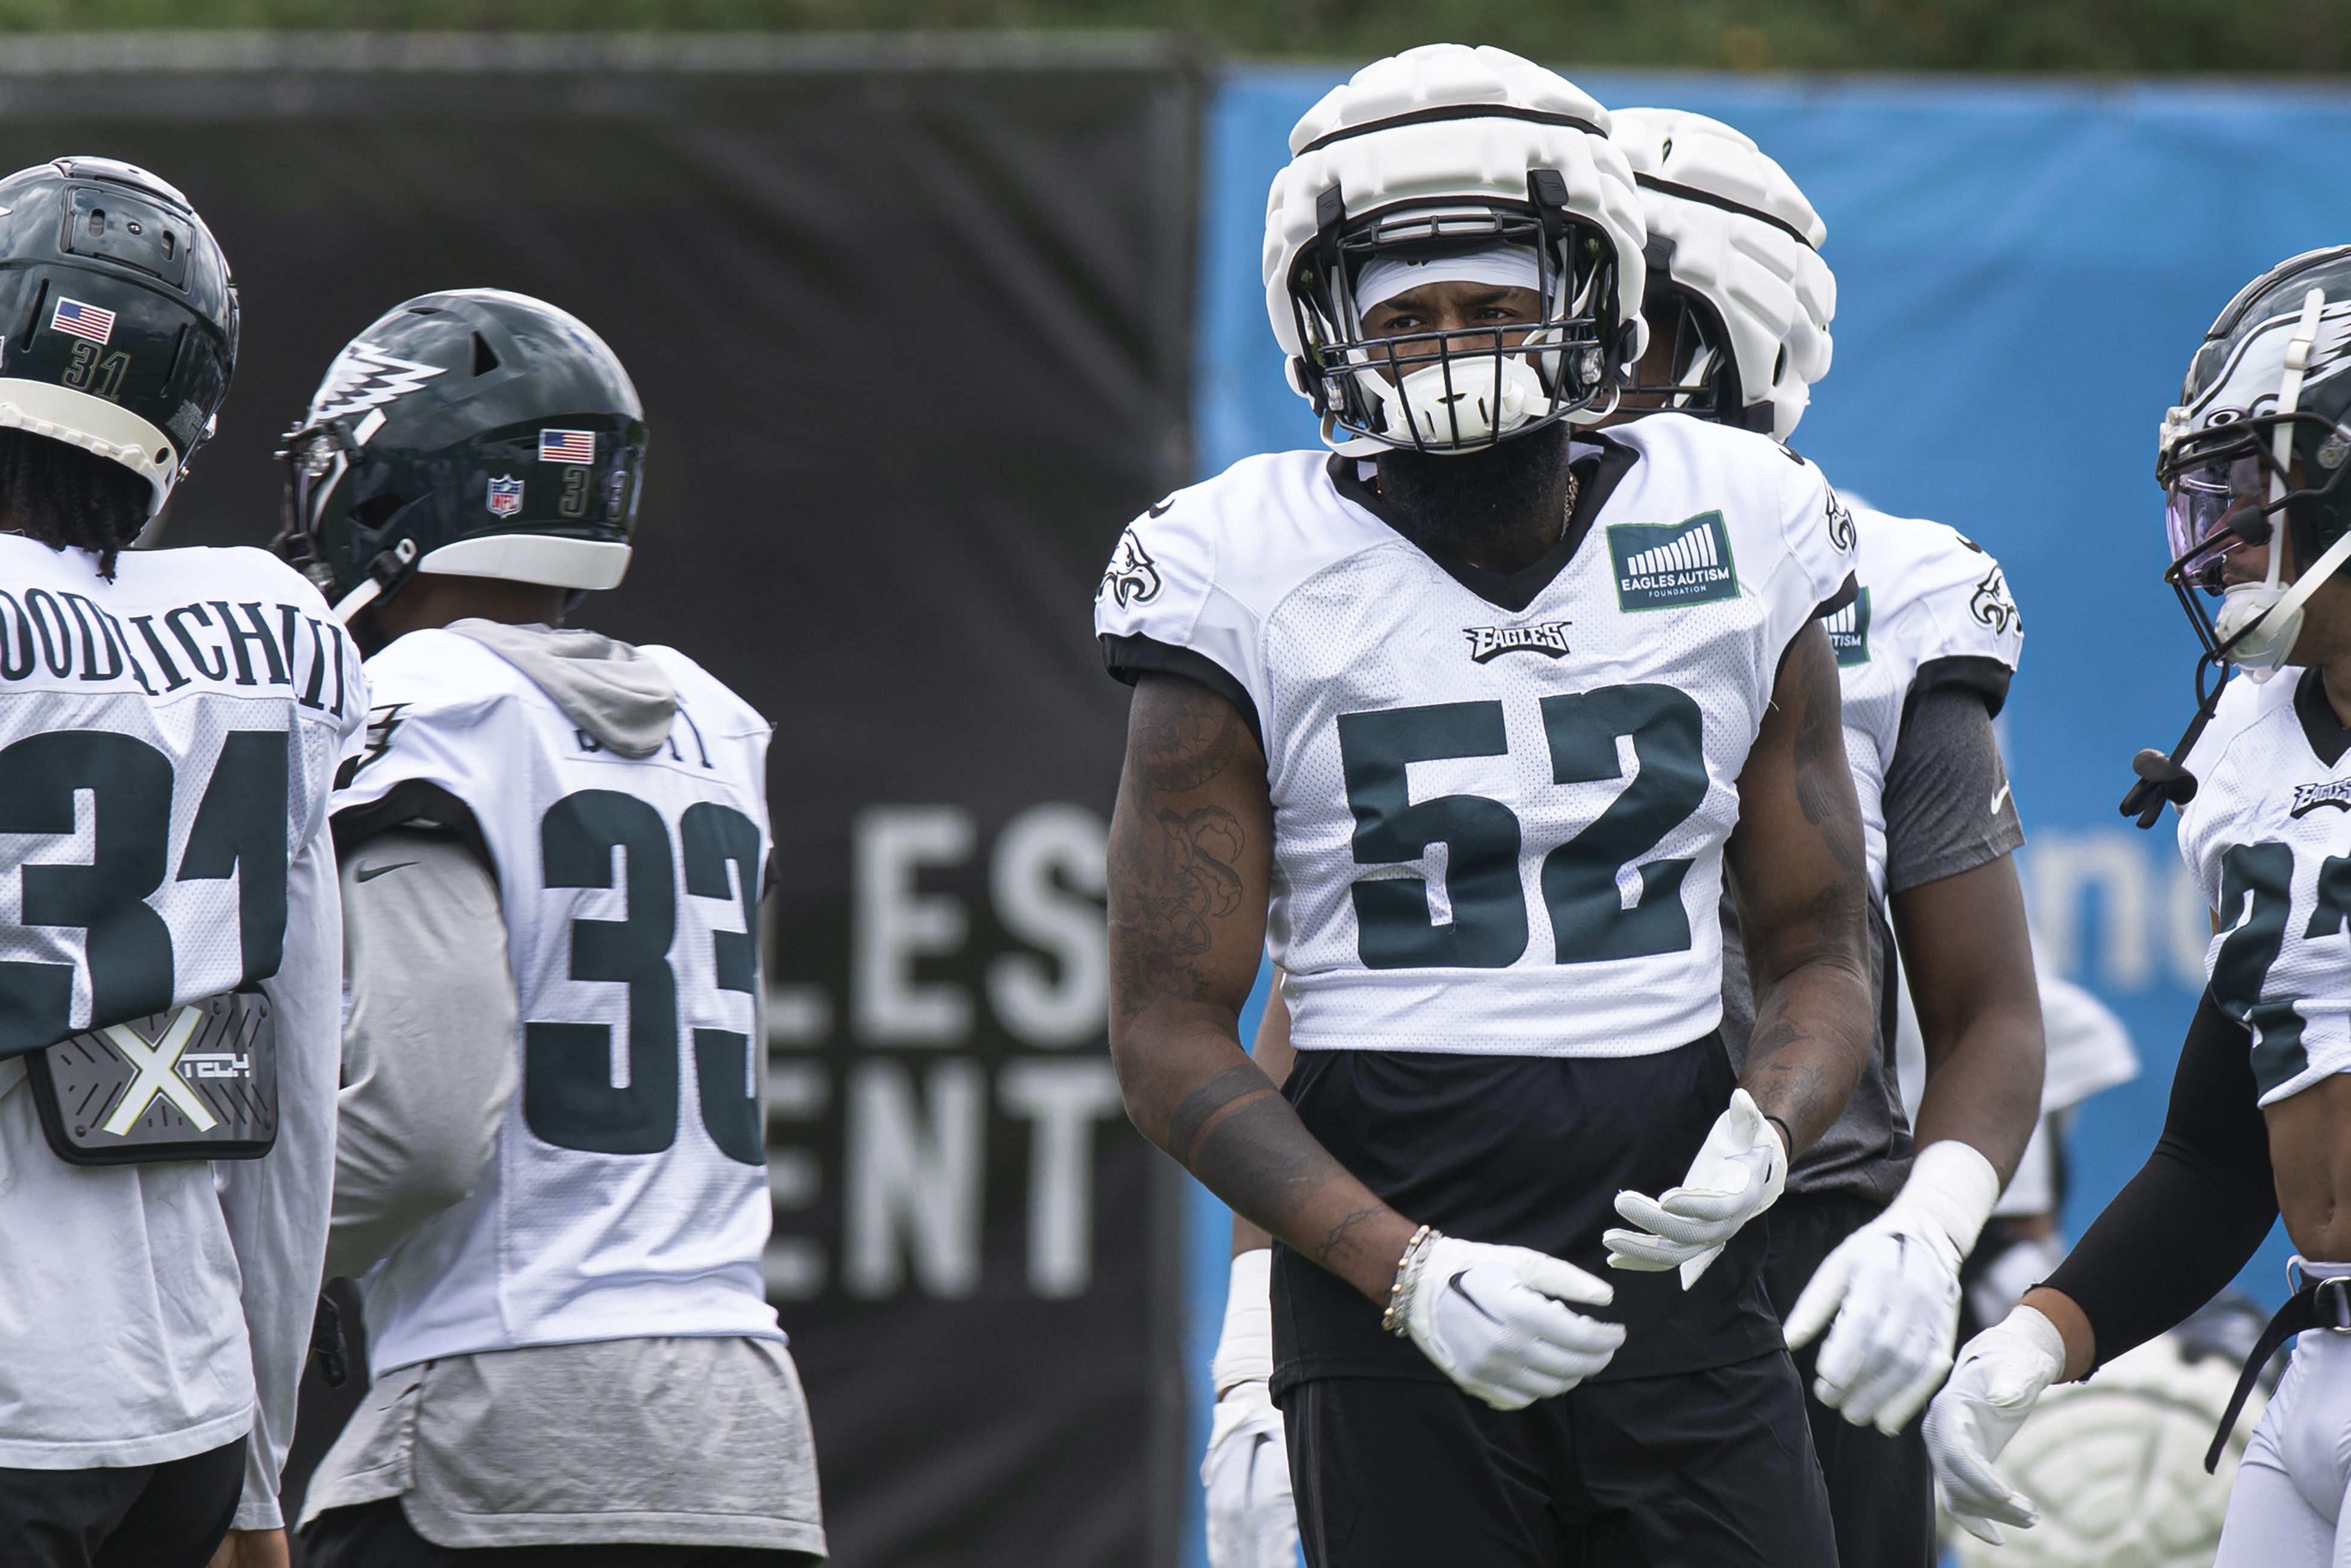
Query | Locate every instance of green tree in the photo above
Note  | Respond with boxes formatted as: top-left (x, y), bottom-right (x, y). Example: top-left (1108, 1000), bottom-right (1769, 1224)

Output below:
top-left (6, 0), bottom-right (2347, 73)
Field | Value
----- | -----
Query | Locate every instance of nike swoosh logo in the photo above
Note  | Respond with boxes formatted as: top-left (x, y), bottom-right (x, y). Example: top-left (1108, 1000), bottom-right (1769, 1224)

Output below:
top-left (354, 861), bottom-right (417, 883)
top-left (1147, 498), bottom-right (1175, 517)
top-left (1990, 783), bottom-right (2013, 817)
top-left (1244, 1432), bottom-right (1276, 1505)
top-left (1447, 1270), bottom-right (1503, 1326)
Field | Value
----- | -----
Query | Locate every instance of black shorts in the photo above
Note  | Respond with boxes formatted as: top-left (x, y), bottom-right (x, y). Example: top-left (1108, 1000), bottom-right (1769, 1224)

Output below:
top-left (1270, 1036), bottom-right (1783, 1394)
top-left (1760, 1191), bottom-right (1935, 1568)
top-left (1280, 1352), bottom-right (1836, 1567)
top-left (0, 1439), bottom-right (243, 1568)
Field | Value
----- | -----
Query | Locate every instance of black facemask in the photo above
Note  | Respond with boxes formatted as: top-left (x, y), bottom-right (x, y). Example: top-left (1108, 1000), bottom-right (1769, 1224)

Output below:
top-left (1373, 422), bottom-right (1575, 572)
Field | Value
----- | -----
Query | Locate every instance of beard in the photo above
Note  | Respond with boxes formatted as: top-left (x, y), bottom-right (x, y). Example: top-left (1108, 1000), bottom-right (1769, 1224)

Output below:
top-left (1373, 421), bottom-right (1573, 570)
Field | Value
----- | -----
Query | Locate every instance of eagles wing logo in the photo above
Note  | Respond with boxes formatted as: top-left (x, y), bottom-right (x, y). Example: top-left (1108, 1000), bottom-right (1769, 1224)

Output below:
top-left (333, 702), bottom-right (409, 789)
top-left (308, 342), bottom-right (448, 424)
top-left (1099, 528), bottom-right (1162, 609)
top-left (1971, 566), bottom-right (2022, 635)
top-left (1825, 490), bottom-right (1857, 552)
top-left (2292, 779), bottom-right (2351, 817)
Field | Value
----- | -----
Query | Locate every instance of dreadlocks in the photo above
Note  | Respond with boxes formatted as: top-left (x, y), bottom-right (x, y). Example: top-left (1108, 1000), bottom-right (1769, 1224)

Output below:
top-left (0, 427), bottom-right (149, 581)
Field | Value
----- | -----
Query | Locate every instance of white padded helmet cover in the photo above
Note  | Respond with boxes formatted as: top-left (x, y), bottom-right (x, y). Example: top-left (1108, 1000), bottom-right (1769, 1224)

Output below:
top-left (1611, 108), bottom-right (1836, 442)
top-left (1262, 45), bottom-right (1648, 388)
top-left (0, 379), bottom-right (181, 516)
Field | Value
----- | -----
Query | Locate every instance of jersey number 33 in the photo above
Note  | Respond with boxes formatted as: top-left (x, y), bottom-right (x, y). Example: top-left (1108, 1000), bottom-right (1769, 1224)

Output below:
top-left (525, 789), bottom-right (765, 1166)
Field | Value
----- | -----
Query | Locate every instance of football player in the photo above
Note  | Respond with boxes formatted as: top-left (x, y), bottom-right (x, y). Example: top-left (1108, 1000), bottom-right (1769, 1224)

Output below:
top-left (1198, 108), bottom-right (2048, 1568)
top-left (0, 159), bottom-right (359, 1568)
top-left (1616, 109), bottom-right (2042, 1564)
top-left (1101, 46), bottom-right (1875, 1565)
top-left (272, 290), bottom-right (825, 1565)
top-left (1928, 247), bottom-right (2351, 1560)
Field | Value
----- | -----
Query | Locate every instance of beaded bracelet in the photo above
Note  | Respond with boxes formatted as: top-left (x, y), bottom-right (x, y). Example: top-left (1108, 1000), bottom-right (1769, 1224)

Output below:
top-left (1379, 1224), bottom-right (1438, 1337)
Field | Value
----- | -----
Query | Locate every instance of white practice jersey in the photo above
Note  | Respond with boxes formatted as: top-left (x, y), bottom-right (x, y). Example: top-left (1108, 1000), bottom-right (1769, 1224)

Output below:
top-left (333, 629), bottom-right (782, 1374)
top-left (1096, 414), bottom-right (1857, 1056)
top-left (0, 538), bottom-right (359, 1521)
top-left (2180, 666), bottom-right (2351, 1107)
top-left (1830, 506), bottom-right (2025, 897)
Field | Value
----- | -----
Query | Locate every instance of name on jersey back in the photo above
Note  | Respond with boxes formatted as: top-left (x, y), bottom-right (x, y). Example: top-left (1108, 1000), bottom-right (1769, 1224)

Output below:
top-left (0, 584), bottom-right (353, 716)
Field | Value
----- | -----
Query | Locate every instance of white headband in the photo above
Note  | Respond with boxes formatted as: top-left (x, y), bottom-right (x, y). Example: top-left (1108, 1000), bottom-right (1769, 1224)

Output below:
top-left (1355, 245), bottom-right (1543, 313)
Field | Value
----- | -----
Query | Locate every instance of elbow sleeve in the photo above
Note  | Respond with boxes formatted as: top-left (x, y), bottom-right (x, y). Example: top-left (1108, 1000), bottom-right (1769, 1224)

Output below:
top-left (2045, 990), bottom-right (2277, 1369)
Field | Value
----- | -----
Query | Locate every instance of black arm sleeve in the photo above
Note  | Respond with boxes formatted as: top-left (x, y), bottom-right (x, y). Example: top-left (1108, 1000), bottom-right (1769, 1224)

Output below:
top-left (2044, 990), bottom-right (2279, 1371)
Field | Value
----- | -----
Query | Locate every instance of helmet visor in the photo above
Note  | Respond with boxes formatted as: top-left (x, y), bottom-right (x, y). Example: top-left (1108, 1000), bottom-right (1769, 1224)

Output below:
top-left (2165, 453), bottom-right (2270, 590)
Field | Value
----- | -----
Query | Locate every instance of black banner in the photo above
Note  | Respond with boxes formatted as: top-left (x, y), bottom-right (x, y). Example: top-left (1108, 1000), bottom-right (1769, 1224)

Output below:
top-left (0, 33), bottom-right (1200, 1566)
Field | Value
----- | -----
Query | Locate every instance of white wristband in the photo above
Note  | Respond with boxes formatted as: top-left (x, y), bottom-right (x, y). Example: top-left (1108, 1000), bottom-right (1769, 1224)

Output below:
top-left (1887, 1139), bottom-right (2003, 1275)
top-left (1210, 1248), bottom-right (1275, 1396)
top-left (1998, 1301), bottom-right (2070, 1374)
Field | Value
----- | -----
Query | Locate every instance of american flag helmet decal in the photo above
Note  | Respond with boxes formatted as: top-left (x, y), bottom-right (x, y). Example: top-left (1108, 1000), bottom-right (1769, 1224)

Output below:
top-left (51, 297), bottom-right (115, 345)
top-left (538, 429), bottom-right (595, 465)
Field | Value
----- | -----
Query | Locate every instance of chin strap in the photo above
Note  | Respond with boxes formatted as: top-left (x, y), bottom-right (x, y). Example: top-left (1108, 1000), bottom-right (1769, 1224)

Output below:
top-left (330, 535), bottom-right (423, 626)
top-left (330, 576), bottom-right (381, 626)
top-left (2121, 519), bottom-right (2351, 823)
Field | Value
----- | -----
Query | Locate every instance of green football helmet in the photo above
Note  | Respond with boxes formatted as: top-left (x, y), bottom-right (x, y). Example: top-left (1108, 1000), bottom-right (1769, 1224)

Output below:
top-left (0, 156), bottom-right (236, 515)
top-left (273, 288), bottom-right (648, 623)
top-left (2124, 247), bottom-right (2351, 825)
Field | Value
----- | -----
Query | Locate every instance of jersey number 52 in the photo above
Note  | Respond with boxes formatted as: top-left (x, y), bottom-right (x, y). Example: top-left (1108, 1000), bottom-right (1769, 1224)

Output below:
top-left (1338, 685), bottom-right (1705, 968)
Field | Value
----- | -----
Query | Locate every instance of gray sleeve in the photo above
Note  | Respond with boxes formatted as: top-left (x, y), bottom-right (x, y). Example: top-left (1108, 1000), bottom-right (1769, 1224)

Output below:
top-left (326, 829), bottom-right (519, 1283)
top-left (1882, 682), bottom-right (2025, 896)
top-left (218, 815), bottom-right (344, 1529)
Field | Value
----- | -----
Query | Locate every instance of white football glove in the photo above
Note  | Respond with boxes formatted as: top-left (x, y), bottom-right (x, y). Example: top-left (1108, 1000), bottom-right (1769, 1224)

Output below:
top-left (1606, 1089), bottom-right (1788, 1287)
top-left (1203, 1250), bottom-right (1297, 1568)
top-left (1924, 1303), bottom-right (2068, 1544)
top-left (1396, 1232), bottom-right (1626, 1410)
top-left (1203, 1379), bottom-right (1295, 1568)
top-left (1784, 1139), bottom-right (2001, 1434)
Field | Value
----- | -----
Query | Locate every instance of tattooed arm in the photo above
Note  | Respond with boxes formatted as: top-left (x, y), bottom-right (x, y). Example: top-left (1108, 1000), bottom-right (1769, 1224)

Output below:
top-left (1229, 978), bottom-right (1297, 1256)
top-left (1108, 673), bottom-right (1414, 1303)
top-left (1723, 621), bottom-right (1876, 1155)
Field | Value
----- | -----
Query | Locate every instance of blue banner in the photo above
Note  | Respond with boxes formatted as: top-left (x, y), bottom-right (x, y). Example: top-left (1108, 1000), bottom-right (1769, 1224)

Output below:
top-left (1185, 63), bottom-right (2351, 1563)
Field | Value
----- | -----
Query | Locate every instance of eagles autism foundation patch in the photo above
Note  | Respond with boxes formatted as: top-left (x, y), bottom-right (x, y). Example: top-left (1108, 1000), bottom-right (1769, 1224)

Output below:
top-left (1608, 511), bottom-right (1739, 612)
top-left (1825, 587), bottom-right (1872, 667)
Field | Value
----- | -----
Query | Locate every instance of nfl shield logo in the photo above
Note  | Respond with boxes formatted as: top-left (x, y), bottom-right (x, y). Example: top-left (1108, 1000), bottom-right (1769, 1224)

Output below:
top-left (486, 474), bottom-right (524, 518)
